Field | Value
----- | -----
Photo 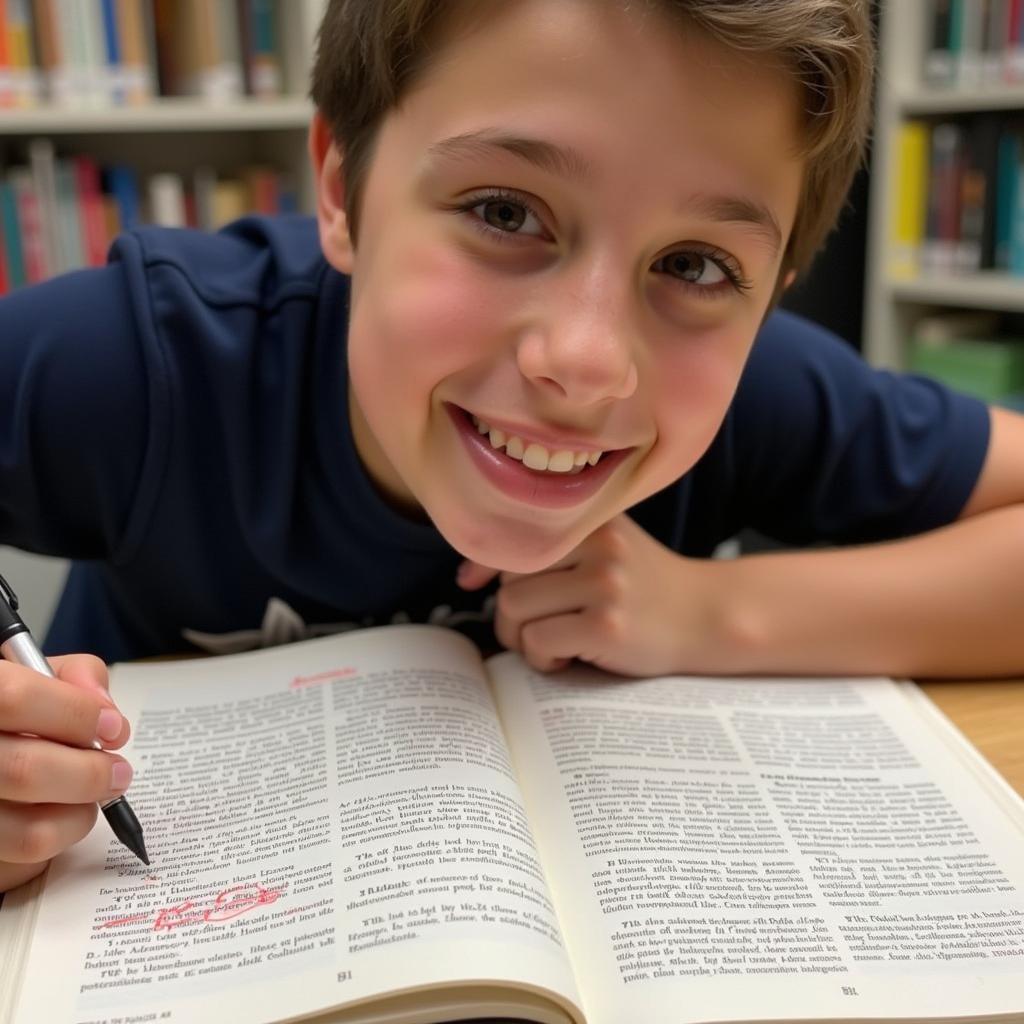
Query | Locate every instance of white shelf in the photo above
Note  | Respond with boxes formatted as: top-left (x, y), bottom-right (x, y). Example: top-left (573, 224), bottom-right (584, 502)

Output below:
top-left (0, 97), bottom-right (313, 134)
top-left (864, 1), bottom-right (1024, 367)
top-left (887, 273), bottom-right (1024, 313)
top-left (898, 84), bottom-right (1024, 116)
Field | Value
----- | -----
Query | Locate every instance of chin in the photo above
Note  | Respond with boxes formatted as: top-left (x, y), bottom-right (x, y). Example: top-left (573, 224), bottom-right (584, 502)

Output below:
top-left (438, 510), bottom-right (590, 574)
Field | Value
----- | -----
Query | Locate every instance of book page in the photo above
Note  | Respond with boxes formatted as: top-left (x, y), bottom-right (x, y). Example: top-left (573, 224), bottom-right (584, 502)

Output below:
top-left (5, 627), bottom-right (582, 1024)
top-left (489, 657), bottom-right (1024, 1024)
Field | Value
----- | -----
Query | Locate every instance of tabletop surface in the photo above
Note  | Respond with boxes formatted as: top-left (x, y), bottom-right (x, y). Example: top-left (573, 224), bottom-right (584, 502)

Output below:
top-left (919, 678), bottom-right (1024, 797)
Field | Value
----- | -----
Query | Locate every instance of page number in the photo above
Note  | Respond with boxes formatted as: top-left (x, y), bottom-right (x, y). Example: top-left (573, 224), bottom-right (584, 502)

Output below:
top-left (842, 986), bottom-right (859, 997)
top-left (337, 970), bottom-right (353, 983)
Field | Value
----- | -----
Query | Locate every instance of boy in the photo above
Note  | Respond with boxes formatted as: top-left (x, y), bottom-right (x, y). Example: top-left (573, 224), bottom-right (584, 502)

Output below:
top-left (0, 0), bottom-right (1021, 893)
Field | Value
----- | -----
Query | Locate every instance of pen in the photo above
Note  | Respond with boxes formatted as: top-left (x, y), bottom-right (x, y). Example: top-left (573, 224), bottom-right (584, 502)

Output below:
top-left (0, 572), bottom-right (149, 866)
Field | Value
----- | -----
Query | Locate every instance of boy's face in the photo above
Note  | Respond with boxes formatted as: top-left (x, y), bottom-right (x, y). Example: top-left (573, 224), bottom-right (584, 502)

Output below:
top-left (317, 0), bottom-right (803, 572)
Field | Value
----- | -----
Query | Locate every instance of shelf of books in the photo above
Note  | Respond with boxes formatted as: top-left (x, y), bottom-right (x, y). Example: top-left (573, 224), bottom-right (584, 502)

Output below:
top-left (0, 0), bottom-right (325, 297)
top-left (865, 0), bottom-right (1024, 411)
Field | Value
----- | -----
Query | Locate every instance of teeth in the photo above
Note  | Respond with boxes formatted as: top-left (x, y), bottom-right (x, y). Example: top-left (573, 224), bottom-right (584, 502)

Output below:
top-left (470, 414), bottom-right (604, 472)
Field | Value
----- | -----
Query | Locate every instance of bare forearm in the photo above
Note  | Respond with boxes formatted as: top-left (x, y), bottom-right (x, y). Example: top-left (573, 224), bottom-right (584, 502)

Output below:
top-left (714, 504), bottom-right (1024, 678)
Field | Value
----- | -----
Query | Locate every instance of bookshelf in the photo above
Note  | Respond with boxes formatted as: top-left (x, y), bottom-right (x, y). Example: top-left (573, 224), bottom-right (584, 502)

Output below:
top-left (0, 0), bottom-right (326, 288)
top-left (864, 0), bottom-right (1024, 369)
top-left (0, 0), bottom-right (325, 630)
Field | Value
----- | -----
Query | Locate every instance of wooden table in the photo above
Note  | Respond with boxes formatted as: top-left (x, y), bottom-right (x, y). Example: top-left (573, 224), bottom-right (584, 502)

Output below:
top-left (919, 678), bottom-right (1024, 797)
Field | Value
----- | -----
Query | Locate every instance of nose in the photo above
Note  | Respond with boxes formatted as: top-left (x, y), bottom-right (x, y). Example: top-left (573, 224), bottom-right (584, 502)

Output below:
top-left (515, 265), bottom-right (640, 406)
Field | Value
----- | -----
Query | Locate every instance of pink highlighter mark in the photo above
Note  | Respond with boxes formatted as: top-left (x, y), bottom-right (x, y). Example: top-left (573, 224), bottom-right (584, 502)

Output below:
top-left (94, 883), bottom-right (285, 932)
top-left (290, 667), bottom-right (357, 689)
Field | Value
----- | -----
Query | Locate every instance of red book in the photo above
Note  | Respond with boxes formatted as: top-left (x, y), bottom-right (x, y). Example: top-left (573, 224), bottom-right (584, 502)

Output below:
top-left (74, 156), bottom-right (110, 267)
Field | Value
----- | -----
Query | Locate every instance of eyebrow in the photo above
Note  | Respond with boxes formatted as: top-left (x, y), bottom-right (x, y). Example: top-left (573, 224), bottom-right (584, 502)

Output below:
top-left (427, 128), bottom-right (783, 256)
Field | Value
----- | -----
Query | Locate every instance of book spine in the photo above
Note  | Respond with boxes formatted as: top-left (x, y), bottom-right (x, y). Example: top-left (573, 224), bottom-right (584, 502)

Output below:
top-left (210, 0), bottom-right (243, 100)
top-left (115, 0), bottom-right (153, 103)
top-left (106, 163), bottom-right (141, 230)
top-left (956, 0), bottom-right (986, 87)
top-left (995, 128), bottom-right (1020, 268)
top-left (9, 167), bottom-right (49, 283)
top-left (0, 0), bottom-right (13, 108)
top-left (926, 0), bottom-right (956, 86)
top-left (0, 190), bottom-right (8, 294)
top-left (245, 165), bottom-right (278, 214)
top-left (1010, 0), bottom-right (1024, 79)
top-left (889, 120), bottom-right (930, 279)
top-left (147, 172), bottom-right (186, 226)
top-left (1010, 150), bottom-right (1024, 274)
top-left (975, 114), bottom-right (1002, 270)
top-left (7, 0), bottom-right (41, 105)
top-left (100, 0), bottom-right (125, 104)
top-left (983, 0), bottom-right (1010, 81)
top-left (925, 122), bottom-right (964, 274)
top-left (0, 176), bottom-right (27, 290)
top-left (57, 0), bottom-right (89, 106)
top-left (79, 0), bottom-right (109, 104)
top-left (34, 0), bottom-right (76, 103)
top-left (74, 155), bottom-right (110, 266)
top-left (192, 164), bottom-right (216, 230)
top-left (54, 157), bottom-right (85, 270)
top-left (244, 0), bottom-right (280, 97)
top-left (27, 137), bottom-right (61, 274)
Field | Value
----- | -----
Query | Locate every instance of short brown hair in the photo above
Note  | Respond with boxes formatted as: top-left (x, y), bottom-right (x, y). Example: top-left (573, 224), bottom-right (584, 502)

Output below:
top-left (310, 0), bottom-right (874, 280)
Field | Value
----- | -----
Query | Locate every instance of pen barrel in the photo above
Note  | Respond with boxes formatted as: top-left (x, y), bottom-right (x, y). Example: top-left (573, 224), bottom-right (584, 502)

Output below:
top-left (0, 632), bottom-right (54, 676)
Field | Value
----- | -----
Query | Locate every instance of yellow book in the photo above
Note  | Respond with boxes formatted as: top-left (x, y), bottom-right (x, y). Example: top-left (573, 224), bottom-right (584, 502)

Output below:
top-left (889, 120), bottom-right (930, 280)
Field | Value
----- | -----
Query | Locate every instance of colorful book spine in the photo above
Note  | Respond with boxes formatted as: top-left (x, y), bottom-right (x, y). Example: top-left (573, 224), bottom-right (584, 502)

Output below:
top-left (0, 147), bottom-right (288, 292)
top-left (1010, 0), bottom-right (1024, 79)
top-left (6, 0), bottom-right (41, 105)
top-left (74, 156), bottom-right (110, 267)
top-left (926, 0), bottom-right (956, 85)
top-left (0, 0), bottom-right (12, 107)
top-left (924, 122), bottom-right (964, 274)
top-left (995, 130), bottom-right (1019, 269)
top-left (0, 177), bottom-right (27, 291)
top-left (115, 0), bottom-right (153, 104)
top-left (889, 120), bottom-right (930, 279)
top-left (8, 167), bottom-right (49, 284)
top-left (982, 0), bottom-right (1009, 82)
top-left (239, 0), bottom-right (280, 97)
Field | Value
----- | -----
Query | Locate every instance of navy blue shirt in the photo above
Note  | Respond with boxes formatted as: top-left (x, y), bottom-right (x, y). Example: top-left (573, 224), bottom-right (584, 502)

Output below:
top-left (0, 216), bottom-right (990, 662)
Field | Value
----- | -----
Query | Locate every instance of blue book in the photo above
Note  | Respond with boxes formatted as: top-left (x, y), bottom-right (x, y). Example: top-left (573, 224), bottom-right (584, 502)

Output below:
top-left (100, 0), bottom-right (124, 105)
top-left (106, 165), bottom-right (141, 231)
top-left (0, 179), bottom-right (27, 290)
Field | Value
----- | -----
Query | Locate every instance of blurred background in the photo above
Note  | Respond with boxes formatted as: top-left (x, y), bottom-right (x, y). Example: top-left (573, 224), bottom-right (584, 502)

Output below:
top-left (3, 0), bottom-right (1022, 634)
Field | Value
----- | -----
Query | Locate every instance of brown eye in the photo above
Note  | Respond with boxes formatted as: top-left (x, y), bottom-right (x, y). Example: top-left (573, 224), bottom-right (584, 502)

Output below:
top-left (481, 199), bottom-right (527, 232)
top-left (657, 251), bottom-right (726, 285)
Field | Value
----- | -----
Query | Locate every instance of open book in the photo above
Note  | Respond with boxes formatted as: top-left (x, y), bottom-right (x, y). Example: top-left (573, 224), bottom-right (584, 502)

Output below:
top-left (1, 624), bottom-right (1023, 1024)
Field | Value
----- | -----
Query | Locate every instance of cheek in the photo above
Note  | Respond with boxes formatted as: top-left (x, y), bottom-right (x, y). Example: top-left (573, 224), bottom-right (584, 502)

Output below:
top-left (650, 327), bottom-right (752, 465)
top-left (349, 242), bottom-right (506, 396)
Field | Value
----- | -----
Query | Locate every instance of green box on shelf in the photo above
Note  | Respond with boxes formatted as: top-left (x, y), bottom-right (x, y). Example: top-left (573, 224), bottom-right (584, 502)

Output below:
top-left (908, 337), bottom-right (1024, 402)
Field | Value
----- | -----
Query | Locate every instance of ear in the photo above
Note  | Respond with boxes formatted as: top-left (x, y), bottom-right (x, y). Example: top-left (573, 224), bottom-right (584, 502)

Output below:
top-left (781, 269), bottom-right (797, 291)
top-left (309, 111), bottom-right (355, 274)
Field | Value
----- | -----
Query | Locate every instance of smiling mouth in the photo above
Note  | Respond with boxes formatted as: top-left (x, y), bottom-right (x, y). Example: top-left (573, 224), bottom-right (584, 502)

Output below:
top-left (467, 412), bottom-right (610, 475)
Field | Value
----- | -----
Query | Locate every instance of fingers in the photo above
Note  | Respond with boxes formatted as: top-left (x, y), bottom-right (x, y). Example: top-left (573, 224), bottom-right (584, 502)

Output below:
top-left (456, 560), bottom-right (501, 590)
top-left (517, 612), bottom-right (599, 673)
top-left (0, 799), bottom-right (98, 865)
top-left (0, 733), bottom-right (133, 803)
top-left (0, 662), bottom-right (129, 750)
top-left (50, 653), bottom-right (113, 703)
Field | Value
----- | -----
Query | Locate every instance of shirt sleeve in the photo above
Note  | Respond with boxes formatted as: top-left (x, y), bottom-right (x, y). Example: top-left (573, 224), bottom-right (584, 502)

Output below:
top-left (729, 309), bottom-right (992, 546)
top-left (0, 259), bottom-right (155, 561)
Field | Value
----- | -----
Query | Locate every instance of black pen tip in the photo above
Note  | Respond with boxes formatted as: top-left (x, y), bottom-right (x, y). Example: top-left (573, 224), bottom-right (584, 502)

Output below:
top-left (102, 797), bottom-right (150, 866)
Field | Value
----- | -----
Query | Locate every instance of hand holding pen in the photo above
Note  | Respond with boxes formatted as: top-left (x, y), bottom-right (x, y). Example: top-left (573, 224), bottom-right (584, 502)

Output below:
top-left (0, 573), bottom-right (148, 892)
